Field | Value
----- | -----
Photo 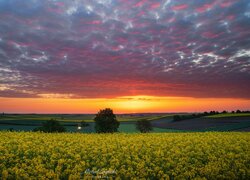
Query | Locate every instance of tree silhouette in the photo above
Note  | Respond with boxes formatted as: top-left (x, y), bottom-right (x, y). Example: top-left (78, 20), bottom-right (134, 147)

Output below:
top-left (33, 119), bottom-right (66, 133)
top-left (136, 119), bottom-right (153, 133)
top-left (94, 108), bottom-right (119, 133)
top-left (236, 110), bottom-right (241, 113)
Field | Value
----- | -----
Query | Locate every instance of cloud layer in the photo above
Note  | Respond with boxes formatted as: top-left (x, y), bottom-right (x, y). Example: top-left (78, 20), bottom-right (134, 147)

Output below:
top-left (0, 0), bottom-right (250, 98)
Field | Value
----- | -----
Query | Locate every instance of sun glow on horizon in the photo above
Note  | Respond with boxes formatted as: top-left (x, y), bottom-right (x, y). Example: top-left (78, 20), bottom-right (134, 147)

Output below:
top-left (0, 95), bottom-right (250, 114)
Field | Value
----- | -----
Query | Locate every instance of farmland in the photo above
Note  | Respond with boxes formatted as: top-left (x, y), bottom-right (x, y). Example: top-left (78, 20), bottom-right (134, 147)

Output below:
top-left (0, 132), bottom-right (249, 179)
top-left (0, 114), bottom-right (177, 132)
top-left (1, 113), bottom-right (249, 179)
top-left (0, 113), bottom-right (250, 132)
top-left (153, 116), bottom-right (250, 132)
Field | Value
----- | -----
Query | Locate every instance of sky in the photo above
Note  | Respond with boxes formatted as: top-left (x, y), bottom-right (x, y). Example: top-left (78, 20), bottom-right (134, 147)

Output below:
top-left (0, 0), bottom-right (250, 113)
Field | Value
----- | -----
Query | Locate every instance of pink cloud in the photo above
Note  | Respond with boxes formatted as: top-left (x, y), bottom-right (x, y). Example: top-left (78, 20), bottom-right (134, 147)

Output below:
top-left (220, 1), bottom-right (234, 8)
top-left (150, 3), bottom-right (161, 10)
top-left (171, 4), bottom-right (188, 11)
top-left (196, 2), bottom-right (216, 13)
top-left (133, 0), bottom-right (147, 8)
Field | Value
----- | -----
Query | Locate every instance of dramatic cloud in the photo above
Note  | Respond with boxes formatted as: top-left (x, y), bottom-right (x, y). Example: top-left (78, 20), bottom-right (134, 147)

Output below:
top-left (0, 0), bottom-right (250, 99)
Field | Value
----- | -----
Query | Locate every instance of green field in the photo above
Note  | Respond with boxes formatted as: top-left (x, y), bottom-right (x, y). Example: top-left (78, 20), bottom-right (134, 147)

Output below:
top-left (0, 114), bottom-right (94, 122)
top-left (0, 114), bottom-right (176, 133)
top-left (1, 113), bottom-right (250, 133)
top-left (118, 124), bottom-right (183, 133)
top-left (201, 121), bottom-right (250, 132)
top-left (0, 114), bottom-right (173, 123)
top-left (206, 113), bottom-right (250, 118)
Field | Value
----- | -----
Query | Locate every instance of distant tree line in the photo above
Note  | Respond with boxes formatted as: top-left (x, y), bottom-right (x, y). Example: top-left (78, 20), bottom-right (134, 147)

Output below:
top-left (232, 110), bottom-right (250, 113)
top-left (173, 111), bottom-right (219, 122)
top-left (173, 110), bottom-right (250, 122)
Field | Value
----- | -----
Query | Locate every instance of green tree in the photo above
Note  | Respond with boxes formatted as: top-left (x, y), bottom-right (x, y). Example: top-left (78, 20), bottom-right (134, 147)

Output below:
top-left (136, 119), bottom-right (153, 133)
top-left (94, 108), bottom-right (119, 133)
top-left (33, 119), bottom-right (66, 133)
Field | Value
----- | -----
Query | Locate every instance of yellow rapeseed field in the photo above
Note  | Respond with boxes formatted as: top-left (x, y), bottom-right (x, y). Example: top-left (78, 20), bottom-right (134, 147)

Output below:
top-left (0, 132), bottom-right (249, 179)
